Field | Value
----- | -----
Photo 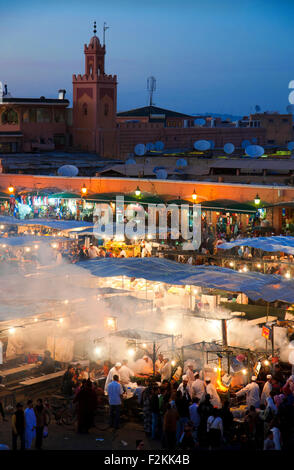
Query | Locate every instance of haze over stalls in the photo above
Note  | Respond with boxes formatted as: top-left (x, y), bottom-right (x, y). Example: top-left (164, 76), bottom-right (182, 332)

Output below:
top-left (0, 0), bottom-right (293, 115)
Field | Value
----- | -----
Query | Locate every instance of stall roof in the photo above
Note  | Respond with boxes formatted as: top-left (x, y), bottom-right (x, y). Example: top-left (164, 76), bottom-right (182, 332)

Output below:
top-left (109, 328), bottom-right (174, 341)
top-left (77, 257), bottom-right (294, 303)
top-left (218, 235), bottom-right (294, 255)
top-left (201, 199), bottom-right (257, 214)
top-left (0, 235), bottom-right (66, 246)
top-left (0, 216), bottom-right (93, 231)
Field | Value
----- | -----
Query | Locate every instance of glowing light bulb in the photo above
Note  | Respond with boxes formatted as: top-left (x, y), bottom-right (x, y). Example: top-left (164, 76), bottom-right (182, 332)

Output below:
top-left (135, 186), bottom-right (141, 197)
top-left (242, 369), bottom-right (247, 375)
top-left (171, 360), bottom-right (176, 367)
top-left (214, 367), bottom-right (218, 372)
top-left (142, 343), bottom-right (147, 348)
top-left (148, 234), bottom-right (152, 240)
top-left (9, 327), bottom-right (15, 334)
top-left (229, 262), bottom-right (234, 267)
top-left (59, 318), bottom-right (64, 323)
top-left (285, 271), bottom-right (291, 279)
top-left (34, 318), bottom-right (38, 322)
top-left (264, 359), bottom-right (270, 366)
top-left (192, 189), bottom-right (197, 202)
top-left (51, 243), bottom-right (57, 248)
top-left (243, 266), bottom-right (248, 273)
top-left (95, 347), bottom-right (101, 356)
top-left (0, 225), bottom-right (4, 229)
top-left (64, 299), bottom-right (69, 304)
top-left (25, 247), bottom-right (31, 252)
top-left (34, 245), bottom-right (39, 250)
top-left (128, 348), bottom-right (135, 357)
top-left (256, 263), bottom-right (261, 269)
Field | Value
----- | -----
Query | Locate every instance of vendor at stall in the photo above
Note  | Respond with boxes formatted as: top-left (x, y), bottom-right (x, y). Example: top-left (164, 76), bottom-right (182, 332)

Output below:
top-left (159, 358), bottom-right (172, 382)
top-left (134, 355), bottom-right (153, 375)
top-left (235, 375), bottom-right (260, 409)
top-left (119, 359), bottom-right (134, 386)
top-left (204, 377), bottom-right (222, 409)
top-left (155, 353), bottom-right (164, 373)
top-left (104, 362), bottom-right (122, 393)
top-left (40, 350), bottom-right (55, 374)
top-left (185, 363), bottom-right (195, 389)
top-left (261, 375), bottom-right (273, 405)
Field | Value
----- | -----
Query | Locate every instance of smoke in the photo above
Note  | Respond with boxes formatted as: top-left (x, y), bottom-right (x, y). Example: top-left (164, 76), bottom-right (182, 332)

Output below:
top-left (0, 244), bottom-right (291, 368)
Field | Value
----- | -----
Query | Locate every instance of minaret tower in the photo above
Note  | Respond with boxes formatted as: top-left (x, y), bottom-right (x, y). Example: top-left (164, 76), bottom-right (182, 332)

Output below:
top-left (72, 21), bottom-right (118, 157)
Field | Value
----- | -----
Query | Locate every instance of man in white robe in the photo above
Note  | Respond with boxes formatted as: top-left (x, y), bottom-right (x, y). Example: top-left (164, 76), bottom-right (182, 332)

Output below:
top-left (261, 375), bottom-right (272, 405)
top-left (119, 360), bottom-right (134, 386)
top-left (24, 400), bottom-right (36, 449)
top-left (134, 355), bottom-right (153, 375)
top-left (104, 363), bottom-right (121, 393)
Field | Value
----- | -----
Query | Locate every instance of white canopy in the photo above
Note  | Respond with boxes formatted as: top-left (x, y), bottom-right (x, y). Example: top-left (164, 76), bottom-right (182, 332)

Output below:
top-left (218, 236), bottom-right (294, 255)
top-left (77, 257), bottom-right (294, 304)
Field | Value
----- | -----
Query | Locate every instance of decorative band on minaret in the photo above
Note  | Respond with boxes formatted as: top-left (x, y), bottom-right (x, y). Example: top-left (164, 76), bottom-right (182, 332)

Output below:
top-left (93, 21), bottom-right (97, 35)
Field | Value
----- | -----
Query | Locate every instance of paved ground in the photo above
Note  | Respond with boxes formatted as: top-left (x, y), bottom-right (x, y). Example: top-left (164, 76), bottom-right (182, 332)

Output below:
top-left (0, 408), bottom-right (160, 451)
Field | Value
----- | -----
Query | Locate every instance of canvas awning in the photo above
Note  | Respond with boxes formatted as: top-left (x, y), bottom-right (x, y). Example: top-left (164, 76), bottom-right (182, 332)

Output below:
top-left (77, 257), bottom-right (294, 304)
top-left (218, 235), bottom-right (294, 255)
top-left (201, 199), bottom-right (257, 214)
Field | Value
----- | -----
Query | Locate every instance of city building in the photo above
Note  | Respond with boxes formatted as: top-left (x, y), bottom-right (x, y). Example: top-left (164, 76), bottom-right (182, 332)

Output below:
top-left (0, 26), bottom-right (267, 158)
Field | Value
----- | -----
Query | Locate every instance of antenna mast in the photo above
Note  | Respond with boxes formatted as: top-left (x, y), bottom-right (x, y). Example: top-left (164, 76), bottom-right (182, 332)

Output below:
top-left (147, 76), bottom-right (156, 107)
top-left (103, 22), bottom-right (110, 46)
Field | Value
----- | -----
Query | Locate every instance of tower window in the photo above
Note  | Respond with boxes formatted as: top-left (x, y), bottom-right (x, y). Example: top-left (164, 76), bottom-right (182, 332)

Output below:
top-left (83, 103), bottom-right (88, 116)
top-left (1, 109), bottom-right (18, 124)
top-left (104, 103), bottom-right (109, 116)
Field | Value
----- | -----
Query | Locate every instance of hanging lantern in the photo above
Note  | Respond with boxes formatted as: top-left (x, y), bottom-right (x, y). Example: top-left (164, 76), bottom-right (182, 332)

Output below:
top-left (192, 189), bottom-right (197, 202)
top-left (135, 186), bottom-right (141, 197)
top-left (254, 194), bottom-right (261, 206)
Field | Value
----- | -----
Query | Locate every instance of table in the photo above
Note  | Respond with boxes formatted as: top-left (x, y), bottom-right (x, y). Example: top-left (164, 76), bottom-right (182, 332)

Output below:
top-left (0, 363), bottom-right (37, 378)
top-left (19, 370), bottom-right (65, 386)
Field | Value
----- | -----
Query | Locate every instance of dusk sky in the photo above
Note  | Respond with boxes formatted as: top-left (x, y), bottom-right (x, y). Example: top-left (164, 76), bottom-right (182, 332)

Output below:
top-left (1, 0), bottom-right (293, 116)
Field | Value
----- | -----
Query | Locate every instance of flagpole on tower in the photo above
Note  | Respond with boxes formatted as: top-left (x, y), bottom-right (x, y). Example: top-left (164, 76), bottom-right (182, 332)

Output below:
top-left (103, 22), bottom-right (110, 46)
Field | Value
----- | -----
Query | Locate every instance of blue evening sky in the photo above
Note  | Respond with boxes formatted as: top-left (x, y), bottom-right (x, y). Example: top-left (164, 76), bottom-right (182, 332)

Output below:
top-left (0, 0), bottom-right (293, 116)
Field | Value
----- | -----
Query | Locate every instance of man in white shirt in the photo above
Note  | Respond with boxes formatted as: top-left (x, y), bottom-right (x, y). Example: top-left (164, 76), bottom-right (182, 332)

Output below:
top-left (107, 375), bottom-right (123, 429)
top-left (119, 359), bottom-right (134, 386)
top-left (191, 372), bottom-right (205, 401)
top-left (159, 358), bottom-right (171, 382)
top-left (88, 244), bottom-right (100, 259)
top-left (207, 409), bottom-right (223, 448)
top-left (104, 363), bottom-right (121, 393)
top-left (235, 375), bottom-right (260, 409)
top-left (177, 375), bottom-right (192, 400)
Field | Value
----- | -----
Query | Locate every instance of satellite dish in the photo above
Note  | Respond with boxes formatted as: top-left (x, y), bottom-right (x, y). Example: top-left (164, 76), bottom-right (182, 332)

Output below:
top-left (287, 142), bottom-right (294, 151)
top-left (241, 140), bottom-right (251, 149)
top-left (153, 166), bottom-right (166, 174)
top-left (289, 80), bottom-right (294, 89)
top-left (194, 118), bottom-right (206, 126)
top-left (176, 158), bottom-right (188, 167)
top-left (193, 140), bottom-right (210, 151)
top-left (154, 141), bottom-right (164, 151)
top-left (223, 143), bottom-right (235, 155)
top-left (125, 158), bottom-right (136, 165)
top-left (134, 143), bottom-right (146, 156)
top-left (155, 169), bottom-right (168, 179)
top-left (245, 145), bottom-right (264, 158)
top-left (208, 140), bottom-right (215, 149)
top-left (287, 105), bottom-right (294, 114)
top-left (57, 165), bottom-right (79, 177)
top-left (146, 142), bottom-right (155, 151)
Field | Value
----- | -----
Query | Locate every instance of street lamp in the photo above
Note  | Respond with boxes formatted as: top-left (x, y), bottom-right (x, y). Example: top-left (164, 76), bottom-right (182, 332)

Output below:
top-left (8, 184), bottom-right (14, 194)
top-left (81, 184), bottom-right (87, 196)
top-left (192, 189), bottom-right (197, 202)
top-left (135, 186), bottom-right (141, 197)
top-left (254, 194), bottom-right (261, 206)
